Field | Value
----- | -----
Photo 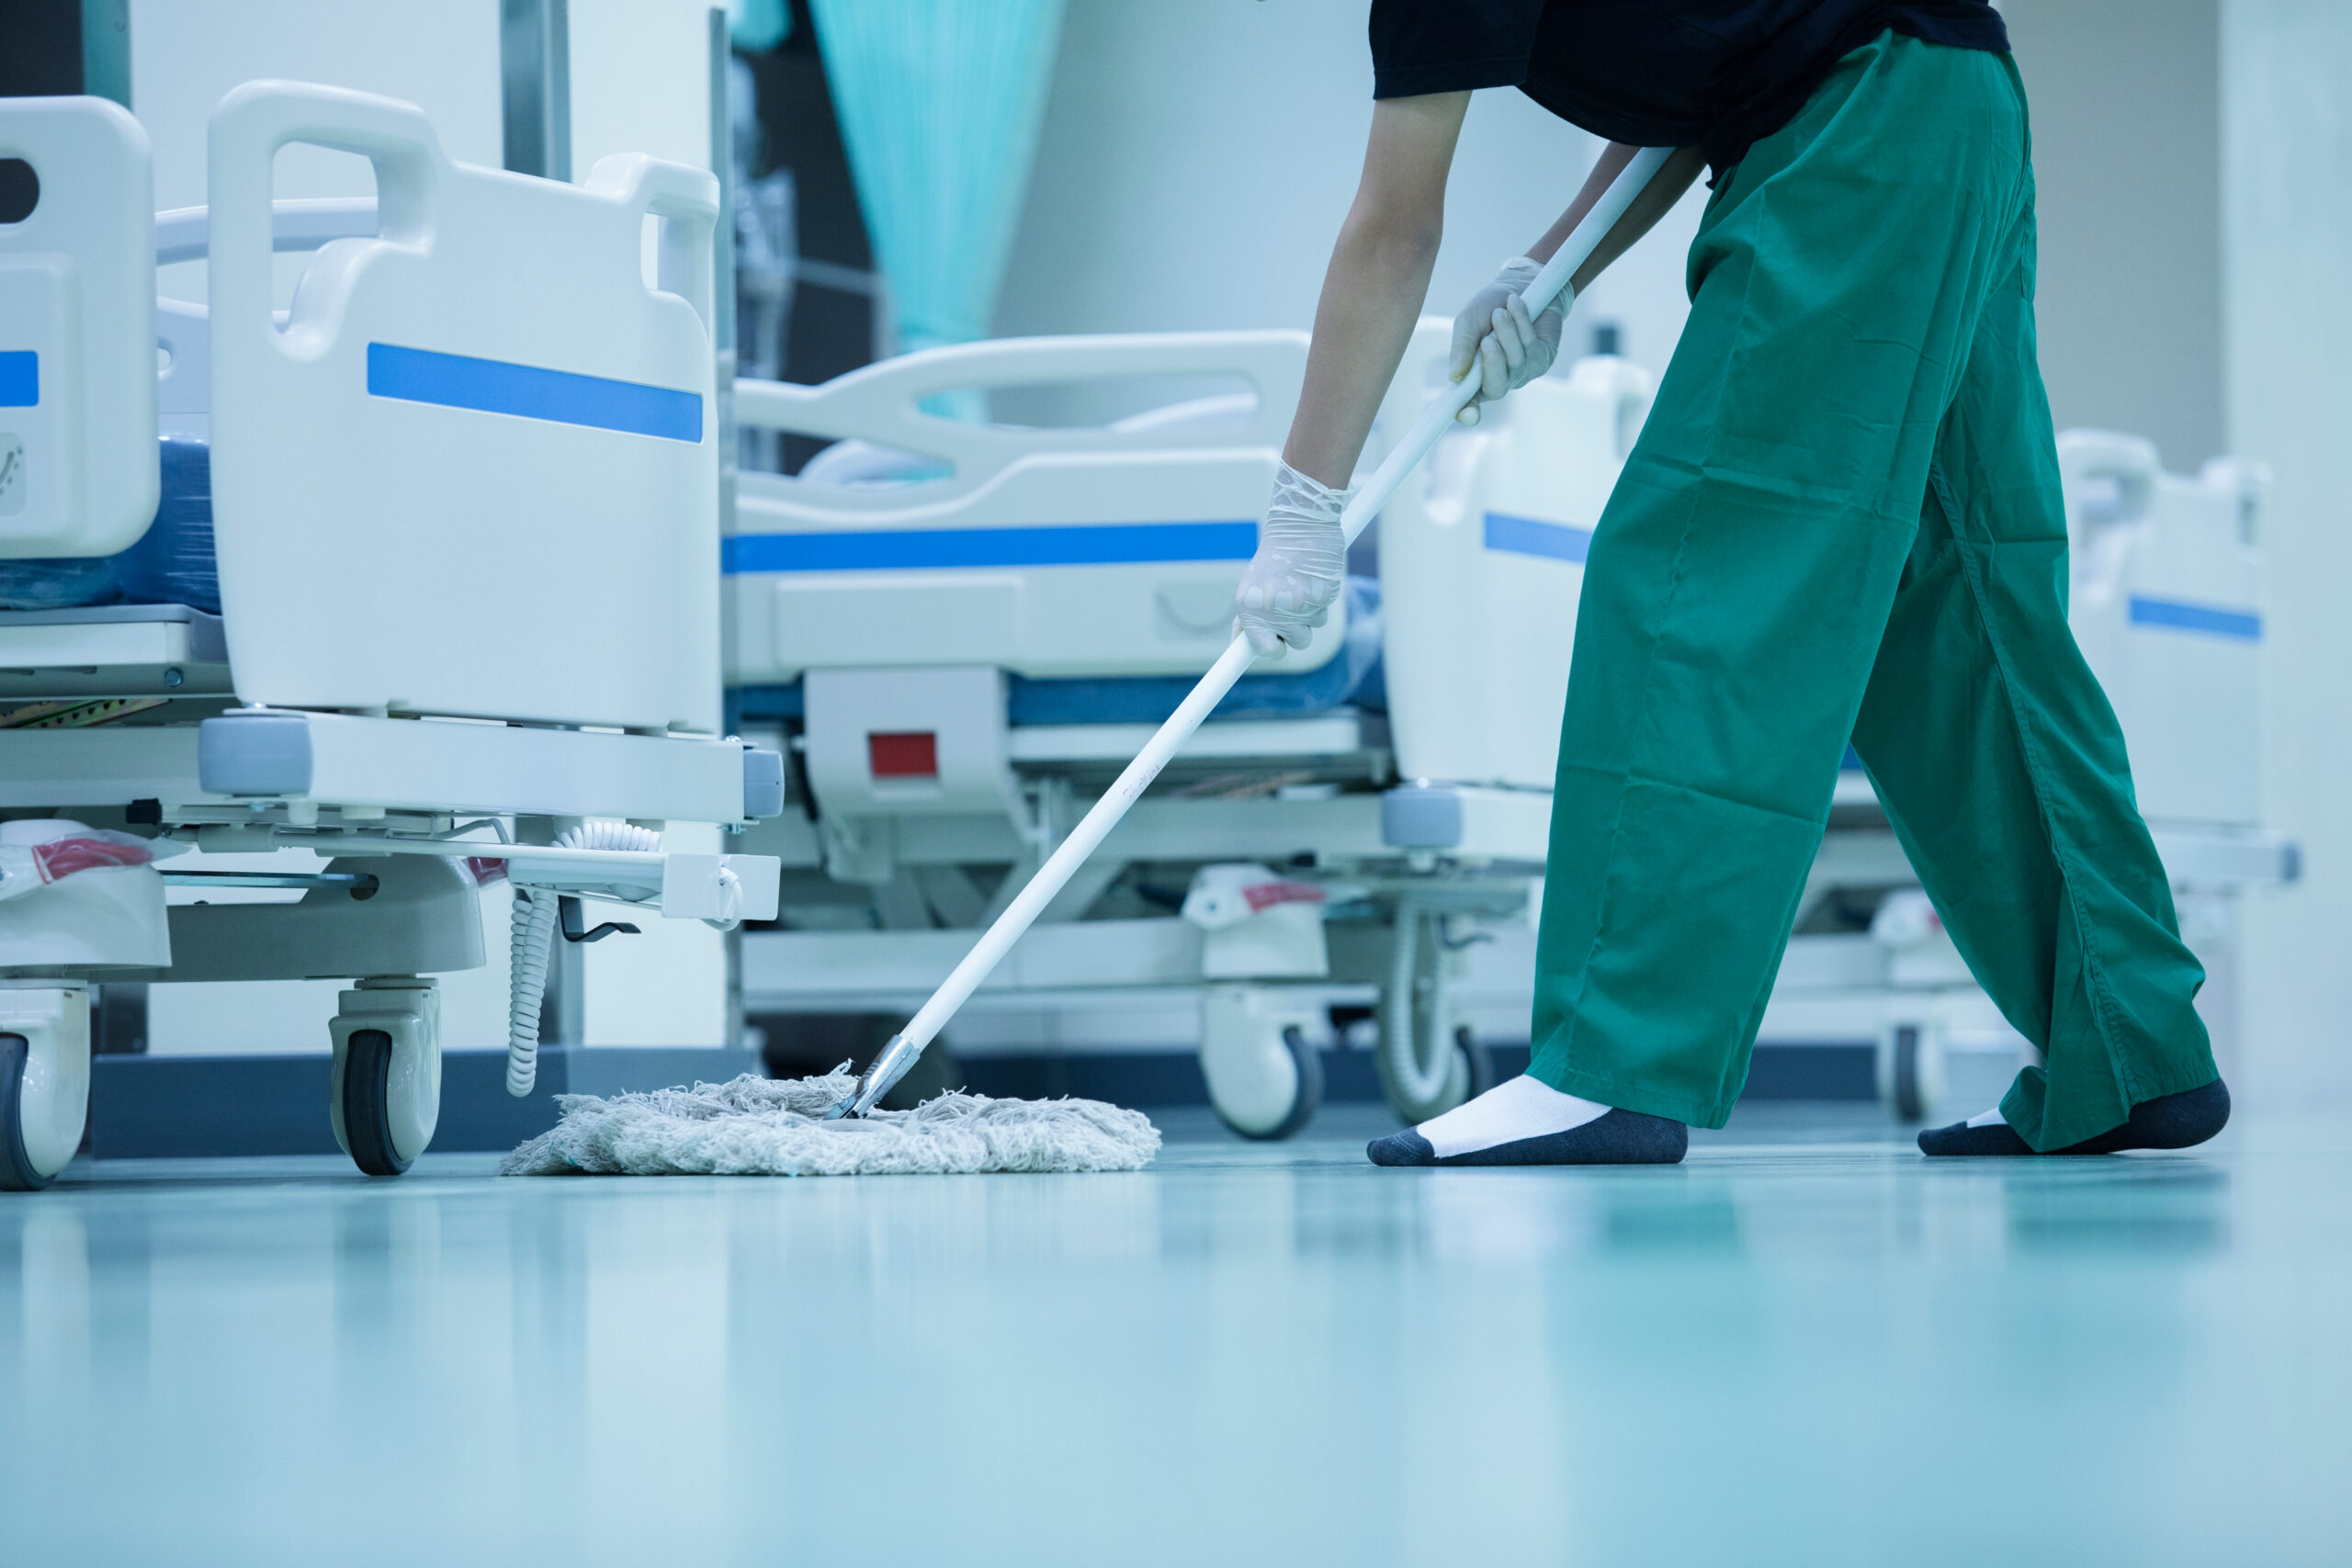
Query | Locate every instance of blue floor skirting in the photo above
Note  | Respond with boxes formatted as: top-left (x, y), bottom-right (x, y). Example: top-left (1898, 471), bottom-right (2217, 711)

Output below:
top-left (86, 1042), bottom-right (1875, 1158)
top-left (89, 1046), bottom-right (761, 1159)
top-left (957, 1043), bottom-right (1876, 1108)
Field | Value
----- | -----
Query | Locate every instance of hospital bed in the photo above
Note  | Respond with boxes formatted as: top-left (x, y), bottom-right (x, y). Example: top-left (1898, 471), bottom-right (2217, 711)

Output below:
top-left (725, 318), bottom-right (2294, 1136)
top-left (723, 320), bottom-right (1647, 1136)
top-left (0, 88), bottom-right (782, 1190)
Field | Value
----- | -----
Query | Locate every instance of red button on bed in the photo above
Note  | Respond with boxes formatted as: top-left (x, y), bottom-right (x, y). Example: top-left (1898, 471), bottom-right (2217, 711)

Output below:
top-left (868, 731), bottom-right (939, 780)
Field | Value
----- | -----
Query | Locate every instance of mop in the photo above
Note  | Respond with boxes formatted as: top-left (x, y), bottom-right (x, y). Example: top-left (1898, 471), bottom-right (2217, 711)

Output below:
top-left (500, 1069), bottom-right (1160, 1175)
top-left (508, 147), bottom-right (1673, 1178)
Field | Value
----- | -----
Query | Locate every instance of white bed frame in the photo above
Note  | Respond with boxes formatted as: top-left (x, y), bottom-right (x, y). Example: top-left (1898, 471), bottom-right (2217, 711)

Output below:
top-left (0, 88), bottom-right (782, 1187)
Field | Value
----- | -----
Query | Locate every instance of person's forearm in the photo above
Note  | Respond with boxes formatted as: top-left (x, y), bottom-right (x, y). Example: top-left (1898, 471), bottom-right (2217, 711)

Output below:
top-left (1280, 92), bottom-right (1468, 491)
top-left (1527, 143), bottom-right (1707, 292)
top-left (1283, 209), bottom-right (1442, 489)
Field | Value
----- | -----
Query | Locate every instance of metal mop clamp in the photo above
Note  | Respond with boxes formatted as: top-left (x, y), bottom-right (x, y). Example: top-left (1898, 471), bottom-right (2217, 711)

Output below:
top-left (829, 146), bottom-right (1676, 1121)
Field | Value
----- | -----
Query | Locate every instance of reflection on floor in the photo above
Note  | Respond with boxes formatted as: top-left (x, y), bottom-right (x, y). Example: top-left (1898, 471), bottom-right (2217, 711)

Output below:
top-left (4, 1100), bottom-right (2347, 1566)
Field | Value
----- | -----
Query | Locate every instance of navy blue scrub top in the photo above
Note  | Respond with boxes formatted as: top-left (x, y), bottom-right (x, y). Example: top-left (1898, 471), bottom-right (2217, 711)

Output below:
top-left (1368, 0), bottom-right (2009, 173)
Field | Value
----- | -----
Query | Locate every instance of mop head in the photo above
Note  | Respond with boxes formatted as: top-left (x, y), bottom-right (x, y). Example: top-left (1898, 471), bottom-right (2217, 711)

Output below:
top-left (499, 1069), bottom-right (1161, 1177)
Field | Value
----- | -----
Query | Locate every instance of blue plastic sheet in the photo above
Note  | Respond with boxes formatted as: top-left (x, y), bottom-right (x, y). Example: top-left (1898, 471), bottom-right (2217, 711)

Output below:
top-left (0, 437), bottom-right (220, 614)
top-left (113, 436), bottom-right (219, 614)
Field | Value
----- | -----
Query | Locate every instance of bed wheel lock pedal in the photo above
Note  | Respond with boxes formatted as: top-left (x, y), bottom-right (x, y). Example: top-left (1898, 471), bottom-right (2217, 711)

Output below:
top-left (559, 896), bottom-right (639, 944)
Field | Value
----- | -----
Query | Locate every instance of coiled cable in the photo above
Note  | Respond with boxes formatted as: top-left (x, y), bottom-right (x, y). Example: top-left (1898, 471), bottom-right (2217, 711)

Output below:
top-left (1382, 906), bottom-right (1455, 1114)
top-left (504, 821), bottom-right (663, 1096)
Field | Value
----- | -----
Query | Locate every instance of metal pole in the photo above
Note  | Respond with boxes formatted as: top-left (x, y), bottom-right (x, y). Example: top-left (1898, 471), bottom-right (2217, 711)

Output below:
top-left (500, 0), bottom-right (571, 182)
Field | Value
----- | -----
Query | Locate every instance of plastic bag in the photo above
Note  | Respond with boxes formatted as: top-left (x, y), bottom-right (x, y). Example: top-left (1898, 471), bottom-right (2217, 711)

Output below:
top-left (0, 435), bottom-right (220, 613)
top-left (0, 827), bottom-right (161, 905)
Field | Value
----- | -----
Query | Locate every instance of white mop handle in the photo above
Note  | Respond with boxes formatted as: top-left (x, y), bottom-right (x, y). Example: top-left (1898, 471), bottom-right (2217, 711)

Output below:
top-left (888, 145), bottom-right (1672, 1061)
top-left (891, 635), bottom-right (1258, 1055)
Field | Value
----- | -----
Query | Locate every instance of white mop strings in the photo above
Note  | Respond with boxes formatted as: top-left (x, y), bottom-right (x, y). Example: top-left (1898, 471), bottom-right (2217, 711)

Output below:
top-left (500, 1069), bottom-right (1162, 1177)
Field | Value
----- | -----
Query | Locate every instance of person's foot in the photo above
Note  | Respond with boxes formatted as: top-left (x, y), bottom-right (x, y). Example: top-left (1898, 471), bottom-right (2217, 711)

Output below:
top-left (1917, 1078), bottom-right (2230, 1156)
top-left (1367, 1074), bottom-right (1687, 1167)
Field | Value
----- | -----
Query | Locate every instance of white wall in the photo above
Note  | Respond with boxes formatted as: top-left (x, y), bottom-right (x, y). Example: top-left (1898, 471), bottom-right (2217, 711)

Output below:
top-left (130, 0), bottom-right (504, 309)
top-left (2002, 0), bottom-right (2225, 467)
top-left (1001, 0), bottom-right (2229, 452)
top-left (570, 0), bottom-right (715, 176)
top-left (2222, 0), bottom-right (2352, 1110)
top-left (996, 0), bottom-right (1706, 387)
top-left (131, 0), bottom-right (713, 310)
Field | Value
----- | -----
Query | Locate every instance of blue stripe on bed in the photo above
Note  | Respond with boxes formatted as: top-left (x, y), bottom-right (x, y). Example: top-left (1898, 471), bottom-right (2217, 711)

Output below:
top-left (366, 344), bottom-right (702, 442)
top-left (723, 520), bottom-right (1260, 573)
top-left (0, 351), bottom-right (36, 407)
top-left (1483, 511), bottom-right (1591, 563)
top-left (2128, 596), bottom-right (2262, 641)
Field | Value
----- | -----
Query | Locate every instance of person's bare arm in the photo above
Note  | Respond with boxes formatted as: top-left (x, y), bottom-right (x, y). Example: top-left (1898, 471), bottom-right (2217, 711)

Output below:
top-left (1285, 121), bottom-right (1703, 488)
top-left (1446, 141), bottom-right (1705, 420)
top-left (1529, 142), bottom-right (1708, 288)
top-left (1239, 124), bottom-right (1700, 655)
top-left (1282, 93), bottom-right (1471, 489)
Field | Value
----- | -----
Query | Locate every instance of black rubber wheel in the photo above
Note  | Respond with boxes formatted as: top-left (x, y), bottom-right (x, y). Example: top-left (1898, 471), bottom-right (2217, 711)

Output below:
top-left (1224, 1025), bottom-right (1324, 1143)
top-left (1456, 1026), bottom-right (1497, 1100)
top-left (342, 1028), bottom-right (413, 1176)
top-left (1890, 1024), bottom-right (1925, 1122)
top-left (0, 1033), bottom-right (56, 1191)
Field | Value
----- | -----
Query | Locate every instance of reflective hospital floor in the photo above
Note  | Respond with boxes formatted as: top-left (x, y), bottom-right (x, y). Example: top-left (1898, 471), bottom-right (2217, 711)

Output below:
top-left (5, 1100), bottom-right (2348, 1567)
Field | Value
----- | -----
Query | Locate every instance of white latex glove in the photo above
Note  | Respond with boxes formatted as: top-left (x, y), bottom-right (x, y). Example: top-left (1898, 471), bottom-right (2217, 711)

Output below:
top-left (1448, 256), bottom-right (1569, 426)
top-left (1233, 460), bottom-right (1349, 657)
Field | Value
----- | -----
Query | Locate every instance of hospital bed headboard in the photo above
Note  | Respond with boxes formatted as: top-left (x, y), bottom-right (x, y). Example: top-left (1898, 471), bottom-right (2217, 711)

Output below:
top-left (0, 96), bottom-right (158, 560)
top-left (727, 332), bottom-right (1324, 682)
top-left (732, 331), bottom-right (1305, 509)
top-left (205, 81), bottom-right (722, 733)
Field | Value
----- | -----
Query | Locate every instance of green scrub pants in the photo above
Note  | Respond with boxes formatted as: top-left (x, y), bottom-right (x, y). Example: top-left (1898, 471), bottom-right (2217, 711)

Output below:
top-left (1528, 32), bottom-right (2217, 1151)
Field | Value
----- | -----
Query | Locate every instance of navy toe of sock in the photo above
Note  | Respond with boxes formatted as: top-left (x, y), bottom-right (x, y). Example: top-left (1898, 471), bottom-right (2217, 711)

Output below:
top-left (1919, 1080), bottom-right (2231, 1157)
top-left (1443, 1109), bottom-right (1687, 1166)
top-left (2058, 1077), bottom-right (2231, 1155)
top-left (1367, 1130), bottom-right (1437, 1167)
top-left (1917, 1120), bottom-right (2035, 1156)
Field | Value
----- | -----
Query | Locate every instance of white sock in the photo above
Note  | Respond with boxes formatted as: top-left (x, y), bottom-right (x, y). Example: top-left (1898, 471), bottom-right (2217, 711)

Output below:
top-left (1418, 1075), bottom-right (1612, 1159)
top-left (1965, 1105), bottom-right (2007, 1128)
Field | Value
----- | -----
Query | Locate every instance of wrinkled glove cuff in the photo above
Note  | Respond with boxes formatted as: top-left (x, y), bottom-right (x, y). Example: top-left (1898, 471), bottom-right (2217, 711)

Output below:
top-left (1268, 460), bottom-right (1350, 524)
top-left (1234, 460), bottom-right (1351, 656)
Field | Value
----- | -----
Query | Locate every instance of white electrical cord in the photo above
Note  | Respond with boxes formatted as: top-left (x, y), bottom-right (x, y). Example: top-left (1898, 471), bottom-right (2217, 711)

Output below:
top-left (505, 888), bottom-right (559, 1097)
top-left (1383, 907), bottom-right (1454, 1113)
top-left (504, 821), bottom-right (663, 1096)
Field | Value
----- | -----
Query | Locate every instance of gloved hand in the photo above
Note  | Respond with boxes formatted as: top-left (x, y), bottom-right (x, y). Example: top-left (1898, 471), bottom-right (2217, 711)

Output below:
top-left (1448, 256), bottom-right (1569, 426)
top-left (1233, 460), bottom-right (1350, 657)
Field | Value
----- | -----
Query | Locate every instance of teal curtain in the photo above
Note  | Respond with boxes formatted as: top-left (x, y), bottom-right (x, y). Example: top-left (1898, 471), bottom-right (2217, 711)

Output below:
top-left (808, 0), bottom-right (1068, 356)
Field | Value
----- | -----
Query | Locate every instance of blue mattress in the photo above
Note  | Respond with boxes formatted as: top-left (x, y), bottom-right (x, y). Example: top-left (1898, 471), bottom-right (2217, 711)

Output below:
top-left (730, 576), bottom-right (1385, 728)
top-left (0, 436), bottom-right (218, 613)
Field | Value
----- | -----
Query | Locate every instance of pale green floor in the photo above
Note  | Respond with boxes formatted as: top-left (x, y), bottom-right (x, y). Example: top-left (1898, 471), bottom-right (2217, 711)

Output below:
top-left (5, 1101), bottom-right (2349, 1567)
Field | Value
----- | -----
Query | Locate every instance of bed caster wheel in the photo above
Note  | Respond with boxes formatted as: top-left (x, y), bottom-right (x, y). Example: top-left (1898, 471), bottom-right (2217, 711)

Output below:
top-left (1877, 1016), bottom-right (1947, 1122)
top-left (1377, 909), bottom-right (1488, 1124)
top-left (0, 987), bottom-right (92, 1191)
top-left (329, 978), bottom-right (443, 1177)
top-left (1200, 987), bottom-right (1324, 1141)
